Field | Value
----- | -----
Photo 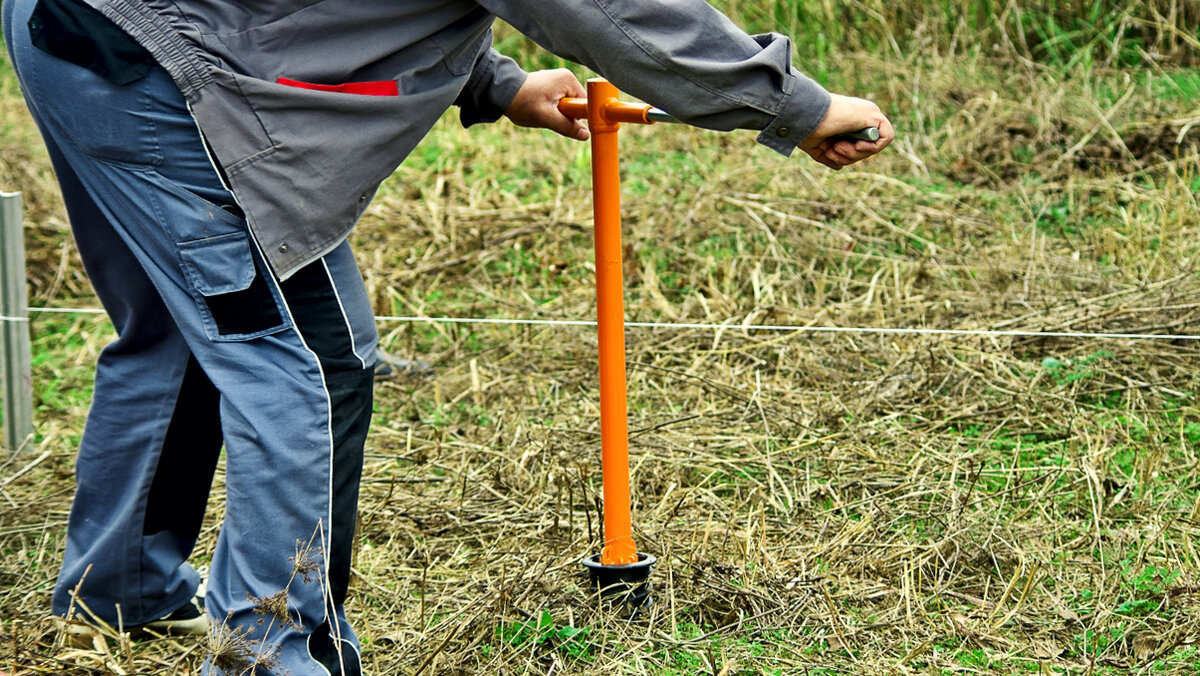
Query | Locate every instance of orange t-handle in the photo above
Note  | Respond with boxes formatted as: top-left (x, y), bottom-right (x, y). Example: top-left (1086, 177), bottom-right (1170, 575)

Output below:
top-left (559, 79), bottom-right (649, 566)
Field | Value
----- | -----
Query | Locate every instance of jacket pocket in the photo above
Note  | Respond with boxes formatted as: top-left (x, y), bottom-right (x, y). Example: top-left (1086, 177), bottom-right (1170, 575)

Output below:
top-left (178, 232), bottom-right (288, 341)
top-left (277, 77), bottom-right (399, 96)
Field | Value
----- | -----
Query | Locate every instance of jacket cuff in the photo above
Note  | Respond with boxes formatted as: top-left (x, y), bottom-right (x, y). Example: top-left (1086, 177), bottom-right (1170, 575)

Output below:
top-left (755, 70), bottom-right (831, 157)
top-left (457, 47), bottom-right (528, 127)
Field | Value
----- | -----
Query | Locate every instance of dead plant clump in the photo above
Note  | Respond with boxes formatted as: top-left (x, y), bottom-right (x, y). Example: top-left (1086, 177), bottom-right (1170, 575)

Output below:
top-left (4, 29), bottom-right (1200, 676)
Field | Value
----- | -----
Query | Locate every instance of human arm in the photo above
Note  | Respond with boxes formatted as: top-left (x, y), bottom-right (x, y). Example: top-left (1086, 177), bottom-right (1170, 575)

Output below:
top-left (476, 0), bottom-right (890, 163)
top-left (801, 94), bottom-right (894, 170)
top-left (451, 30), bottom-right (589, 141)
top-left (503, 68), bottom-right (589, 140)
top-left (452, 35), bottom-right (530, 127)
top-left (452, 36), bottom-right (590, 142)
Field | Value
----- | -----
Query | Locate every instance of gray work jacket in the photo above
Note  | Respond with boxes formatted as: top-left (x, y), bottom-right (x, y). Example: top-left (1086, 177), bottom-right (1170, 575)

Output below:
top-left (85, 0), bottom-right (832, 280)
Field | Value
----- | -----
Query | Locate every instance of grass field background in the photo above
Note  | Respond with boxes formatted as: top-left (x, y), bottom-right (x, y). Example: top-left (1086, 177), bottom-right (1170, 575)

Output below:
top-left (2, 1), bottom-right (1200, 673)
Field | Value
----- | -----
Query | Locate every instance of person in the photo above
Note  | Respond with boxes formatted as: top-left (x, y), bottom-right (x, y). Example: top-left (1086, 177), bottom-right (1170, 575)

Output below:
top-left (2, 0), bottom-right (893, 673)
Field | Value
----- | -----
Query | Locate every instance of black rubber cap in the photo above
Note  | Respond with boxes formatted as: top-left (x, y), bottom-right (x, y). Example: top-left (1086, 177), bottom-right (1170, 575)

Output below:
top-left (581, 553), bottom-right (656, 615)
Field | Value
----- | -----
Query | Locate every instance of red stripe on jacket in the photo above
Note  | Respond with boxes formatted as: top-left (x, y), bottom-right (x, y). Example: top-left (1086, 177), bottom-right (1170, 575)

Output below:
top-left (277, 77), bottom-right (399, 97)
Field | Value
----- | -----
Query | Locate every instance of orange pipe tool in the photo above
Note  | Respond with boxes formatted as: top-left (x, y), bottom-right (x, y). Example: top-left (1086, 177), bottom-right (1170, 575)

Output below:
top-left (559, 79), bottom-right (656, 567)
top-left (560, 81), bottom-right (877, 609)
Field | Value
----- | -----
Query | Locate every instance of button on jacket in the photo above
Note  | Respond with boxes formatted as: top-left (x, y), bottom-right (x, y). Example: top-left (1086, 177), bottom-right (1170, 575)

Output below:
top-left (82, 0), bottom-right (833, 280)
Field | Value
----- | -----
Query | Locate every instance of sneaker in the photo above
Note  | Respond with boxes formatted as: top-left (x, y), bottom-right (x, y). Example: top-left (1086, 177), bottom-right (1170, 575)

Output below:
top-left (373, 347), bottom-right (433, 379)
top-left (141, 597), bottom-right (208, 636)
top-left (57, 597), bottom-right (208, 643)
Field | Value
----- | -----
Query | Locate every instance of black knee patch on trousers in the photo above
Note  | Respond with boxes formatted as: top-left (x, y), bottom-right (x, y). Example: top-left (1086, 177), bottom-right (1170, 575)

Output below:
top-left (144, 354), bottom-right (222, 536)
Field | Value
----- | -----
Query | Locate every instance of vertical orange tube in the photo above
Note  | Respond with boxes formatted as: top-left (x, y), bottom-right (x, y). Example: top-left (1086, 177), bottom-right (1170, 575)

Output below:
top-left (588, 79), bottom-right (639, 566)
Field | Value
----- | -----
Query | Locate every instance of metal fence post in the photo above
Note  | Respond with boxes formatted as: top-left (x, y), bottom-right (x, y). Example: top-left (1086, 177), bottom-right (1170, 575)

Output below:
top-left (1, 191), bottom-right (34, 451)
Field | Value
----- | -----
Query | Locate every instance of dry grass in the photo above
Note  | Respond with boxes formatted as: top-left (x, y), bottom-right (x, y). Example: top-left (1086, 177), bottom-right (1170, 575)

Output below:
top-left (4, 5), bottom-right (1200, 675)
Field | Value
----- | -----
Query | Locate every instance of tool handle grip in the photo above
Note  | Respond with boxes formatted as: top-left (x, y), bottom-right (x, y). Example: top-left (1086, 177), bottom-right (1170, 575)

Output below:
top-left (836, 127), bottom-right (881, 142)
top-left (649, 107), bottom-right (879, 141)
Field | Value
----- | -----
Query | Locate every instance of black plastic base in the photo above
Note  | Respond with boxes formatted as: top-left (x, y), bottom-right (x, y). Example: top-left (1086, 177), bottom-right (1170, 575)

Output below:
top-left (581, 553), bottom-right (656, 615)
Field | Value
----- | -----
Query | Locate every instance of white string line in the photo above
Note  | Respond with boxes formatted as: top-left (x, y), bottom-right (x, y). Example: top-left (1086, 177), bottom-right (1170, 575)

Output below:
top-left (9, 306), bottom-right (1200, 341)
top-left (0, 307), bottom-right (106, 322)
top-left (374, 315), bottom-right (1200, 341)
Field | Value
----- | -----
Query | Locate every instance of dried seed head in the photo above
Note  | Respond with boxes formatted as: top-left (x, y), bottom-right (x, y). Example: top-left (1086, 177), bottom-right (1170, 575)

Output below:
top-left (290, 538), bottom-right (322, 584)
top-left (249, 589), bottom-right (299, 630)
top-left (207, 621), bottom-right (281, 675)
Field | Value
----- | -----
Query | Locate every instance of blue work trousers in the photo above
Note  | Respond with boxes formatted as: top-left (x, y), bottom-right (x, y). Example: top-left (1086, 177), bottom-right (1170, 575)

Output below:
top-left (4, 0), bottom-right (377, 673)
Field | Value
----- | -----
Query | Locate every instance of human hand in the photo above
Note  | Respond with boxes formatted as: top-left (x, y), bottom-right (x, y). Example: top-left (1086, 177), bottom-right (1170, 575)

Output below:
top-left (505, 69), bottom-right (590, 141)
top-left (799, 94), bottom-right (894, 170)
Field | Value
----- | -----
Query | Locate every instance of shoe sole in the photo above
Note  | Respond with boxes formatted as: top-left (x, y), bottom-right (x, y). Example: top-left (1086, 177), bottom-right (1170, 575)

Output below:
top-left (55, 614), bottom-right (209, 646)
